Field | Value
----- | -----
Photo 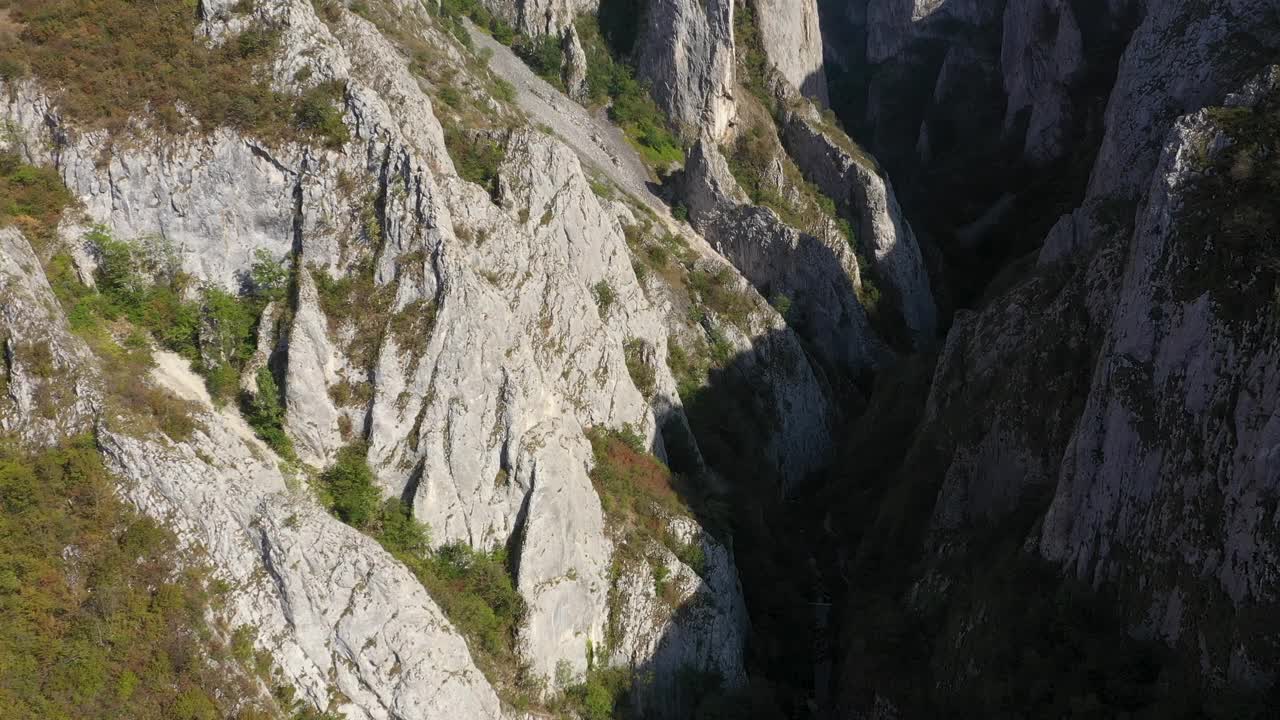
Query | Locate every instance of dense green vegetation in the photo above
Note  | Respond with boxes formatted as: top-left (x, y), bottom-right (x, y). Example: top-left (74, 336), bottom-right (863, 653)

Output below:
top-left (732, 0), bottom-right (769, 101)
top-left (50, 228), bottom-right (293, 455)
top-left (0, 438), bottom-right (282, 719)
top-left (0, 152), bottom-right (72, 247)
top-left (512, 33), bottom-right (567, 92)
top-left (0, 0), bottom-right (347, 146)
top-left (576, 15), bottom-right (684, 168)
top-left (428, 0), bottom-right (518, 50)
top-left (443, 126), bottom-right (508, 199)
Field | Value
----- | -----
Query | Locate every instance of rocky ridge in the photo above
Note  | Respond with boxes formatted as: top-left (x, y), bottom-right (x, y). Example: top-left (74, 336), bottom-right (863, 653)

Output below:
top-left (0, 0), bottom-right (883, 716)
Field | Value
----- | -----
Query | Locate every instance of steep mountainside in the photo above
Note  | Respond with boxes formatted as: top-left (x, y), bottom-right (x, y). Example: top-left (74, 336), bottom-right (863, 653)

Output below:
top-left (1, 0), bottom-right (1278, 719)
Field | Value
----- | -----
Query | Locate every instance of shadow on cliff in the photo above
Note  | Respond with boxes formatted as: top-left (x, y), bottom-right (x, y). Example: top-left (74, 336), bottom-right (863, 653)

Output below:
top-left (822, 0), bottom-right (1142, 313)
top-left (636, 321), bottom-right (883, 719)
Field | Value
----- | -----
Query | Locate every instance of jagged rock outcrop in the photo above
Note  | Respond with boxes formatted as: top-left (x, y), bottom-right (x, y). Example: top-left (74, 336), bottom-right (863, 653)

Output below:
top-left (830, 0), bottom-right (1280, 709)
top-left (864, 0), bottom-right (999, 65)
top-left (918, 0), bottom-right (1280, 592)
top-left (0, 0), bottom-right (791, 714)
top-left (480, 0), bottom-right (600, 36)
top-left (1040, 71), bottom-right (1280, 686)
top-left (755, 0), bottom-right (830, 105)
top-left (609, 515), bottom-right (749, 718)
top-left (680, 139), bottom-right (890, 379)
top-left (0, 228), bottom-right (101, 444)
top-left (1086, 0), bottom-right (1280, 200)
top-left (104, 352), bottom-right (510, 720)
top-left (828, 0), bottom-right (1138, 172)
top-left (1000, 0), bottom-right (1086, 164)
top-left (285, 267), bottom-right (345, 468)
top-left (778, 95), bottom-right (936, 346)
top-left (562, 22), bottom-right (590, 101)
top-left (634, 0), bottom-right (737, 140)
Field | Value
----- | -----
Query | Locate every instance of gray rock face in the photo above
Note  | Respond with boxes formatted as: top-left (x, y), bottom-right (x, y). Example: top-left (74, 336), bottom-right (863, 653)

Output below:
top-left (608, 516), bottom-right (748, 718)
top-left (0, 228), bottom-right (100, 445)
top-left (755, 0), bottom-right (830, 105)
top-left (778, 98), bottom-right (936, 346)
top-left (1000, 0), bottom-right (1085, 164)
top-left (856, 30), bottom-right (1280, 710)
top-left (284, 267), bottom-right (344, 468)
top-left (681, 139), bottom-right (890, 379)
top-left (1086, 0), bottom-right (1280, 200)
top-left (915, 1), bottom-right (1280, 530)
top-left (1, 0), bottom-right (771, 713)
top-left (102, 351), bottom-right (509, 720)
top-left (563, 22), bottom-right (590, 101)
top-left (634, 0), bottom-right (737, 139)
top-left (480, 0), bottom-right (599, 36)
top-left (1040, 84), bottom-right (1280, 684)
top-left (843, 0), bottom-right (1130, 168)
top-left (864, 0), bottom-right (997, 64)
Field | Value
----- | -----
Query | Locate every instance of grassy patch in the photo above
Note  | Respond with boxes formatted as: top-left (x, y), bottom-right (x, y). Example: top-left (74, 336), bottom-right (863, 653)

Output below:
top-left (623, 338), bottom-right (656, 398)
top-left (687, 266), bottom-right (754, 331)
top-left (312, 259), bottom-right (396, 375)
top-left (575, 14), bottom-right (684, 168)
top-left (0, 0), bottom-right (349, 146)
top-left (0, 152), bottom-right (72, 248)
top-left (586, 426), bottom-right (720, 563)
top-left (0, 437), bottom-right (280, 719)
top-left (733, 0), bottom-right (769, 101)
top-left (443, 125), bottom-right (507, 199)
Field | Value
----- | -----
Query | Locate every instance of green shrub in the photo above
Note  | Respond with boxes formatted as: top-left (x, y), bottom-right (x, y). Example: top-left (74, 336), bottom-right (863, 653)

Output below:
top-left (562, 666), bottom-right (632, 720)
top-left (443, 125), bottom-right (507, 199)
top-left (249, 248), bottom-right (290, 301)
top-left (294, 81), bottom-right (351, 149)
top-left (319, 443), bottom-right (382, 528)
top-left (688, 266), bottom-right (754, 330)
top-left (376, 498), bottom-right (431, 556)
top-left (592, 279), bottom-right (617, 317)
top-left (623, 339), bottom-right (656, 398)
top-left (199, 287), bottom-right (259, 401)
top-left (512, 34), bottom-right (565, 91)
top-left (245, 367), bottom-right (294, 459)
top-left (0, 153), bottom-right (72, 246)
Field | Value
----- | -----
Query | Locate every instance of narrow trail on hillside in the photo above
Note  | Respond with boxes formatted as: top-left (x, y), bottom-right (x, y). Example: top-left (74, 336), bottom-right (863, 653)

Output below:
top-left (467, 22), bottom-right (668, 215)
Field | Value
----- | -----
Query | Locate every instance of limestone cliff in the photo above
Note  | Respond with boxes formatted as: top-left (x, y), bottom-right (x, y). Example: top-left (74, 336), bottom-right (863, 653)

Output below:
top-left (634, 0), bottom-right (737, 140)
top-left (823, 0), bottom-right (1280, 714)
top-left (0, 0), bottom-right (790, 715)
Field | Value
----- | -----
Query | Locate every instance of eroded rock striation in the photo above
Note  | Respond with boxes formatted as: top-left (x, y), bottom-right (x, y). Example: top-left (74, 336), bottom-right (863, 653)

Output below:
top-left (634, 0), bottom-right (738, 140)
